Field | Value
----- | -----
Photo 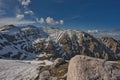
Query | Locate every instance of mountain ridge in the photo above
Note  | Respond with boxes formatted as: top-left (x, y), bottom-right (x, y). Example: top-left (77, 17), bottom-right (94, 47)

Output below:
top-left (0, 25), bottom-right (120, 60)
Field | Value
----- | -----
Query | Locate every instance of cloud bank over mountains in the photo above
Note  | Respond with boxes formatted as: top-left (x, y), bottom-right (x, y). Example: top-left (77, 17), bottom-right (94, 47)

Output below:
top-left (87, 29), bottom-right (120, 40)
top-left (0, 18), bottom-right (35, 26)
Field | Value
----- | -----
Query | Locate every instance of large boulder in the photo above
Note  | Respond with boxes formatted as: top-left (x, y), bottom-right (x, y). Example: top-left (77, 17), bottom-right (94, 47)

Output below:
top-left (67, 55), bottom-right (120, 80)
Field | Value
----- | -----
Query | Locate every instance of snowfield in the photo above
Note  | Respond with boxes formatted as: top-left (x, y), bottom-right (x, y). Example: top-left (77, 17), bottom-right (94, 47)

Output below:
top-left (0, 59), bottom-right (53, 80)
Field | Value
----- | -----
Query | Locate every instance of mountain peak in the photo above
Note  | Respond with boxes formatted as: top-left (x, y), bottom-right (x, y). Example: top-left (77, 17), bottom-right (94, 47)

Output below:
top-left (0, 25), bottom-right (119, 60)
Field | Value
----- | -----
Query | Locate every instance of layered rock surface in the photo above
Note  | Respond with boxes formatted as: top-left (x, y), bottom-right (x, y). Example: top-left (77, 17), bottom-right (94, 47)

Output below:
top-left (67, 55), bottom-right (120, 80)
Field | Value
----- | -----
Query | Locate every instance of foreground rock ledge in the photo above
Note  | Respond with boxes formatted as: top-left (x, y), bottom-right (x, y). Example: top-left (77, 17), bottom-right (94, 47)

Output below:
top-left (67, 55), bottom-right (120, 80)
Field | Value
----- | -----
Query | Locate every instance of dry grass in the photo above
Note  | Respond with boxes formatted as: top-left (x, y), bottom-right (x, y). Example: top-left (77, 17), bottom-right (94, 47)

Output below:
top-left (50, 63), bottom-right (68, 77)
top-left (37, 62), bottom-right (69, 77)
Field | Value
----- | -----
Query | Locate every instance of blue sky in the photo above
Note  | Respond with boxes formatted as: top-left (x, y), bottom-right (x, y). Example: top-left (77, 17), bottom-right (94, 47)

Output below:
top-left (0, 0), bottom-right (120, 30)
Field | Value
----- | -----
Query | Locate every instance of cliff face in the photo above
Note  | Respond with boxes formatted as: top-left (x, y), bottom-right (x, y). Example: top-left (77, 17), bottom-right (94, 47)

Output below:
top-left (0, 25), bottom-right (120, 60)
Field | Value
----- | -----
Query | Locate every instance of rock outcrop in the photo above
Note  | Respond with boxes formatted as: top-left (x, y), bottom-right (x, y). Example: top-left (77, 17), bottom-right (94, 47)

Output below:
top-left (67, 55), bottom-right (120, 80)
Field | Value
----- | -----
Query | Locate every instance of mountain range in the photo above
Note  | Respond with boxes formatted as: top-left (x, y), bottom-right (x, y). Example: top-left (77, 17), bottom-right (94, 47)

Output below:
top-left (0, 25), bottom-right (120, 60)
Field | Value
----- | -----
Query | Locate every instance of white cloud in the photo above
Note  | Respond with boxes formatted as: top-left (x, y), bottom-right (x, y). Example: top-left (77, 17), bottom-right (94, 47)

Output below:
top-left (39, 18), bottom-right (45, 24)
top-left (18, 0), bottom-right (37, 22)
top-left (16, 14), bottom-right (24, 20)
top-left (60, 20), bottom-right (64, 24)
top-left (24, 10), bottom-right (33, 15)
top-left (45, 17), bottom-right (64, 25)
top-left (37, 17), bottom-right (64, 25)
top-left (46, 17), bottom-right (56, 25)
top-left (0, 17), bottom-right (35, 26)
top-left (87, 30), bottom-right (99, 33)
top-left (19, 0), bottom-right (31, 6)
top-left (55, 21), bottom-right (59, 24)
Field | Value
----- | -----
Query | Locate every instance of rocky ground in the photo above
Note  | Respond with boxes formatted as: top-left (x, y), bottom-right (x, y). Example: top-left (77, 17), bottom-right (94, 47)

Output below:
top-left (0, 59), bottom-right (53, 80)
top-left (0, 55), bottom-right (120, 80)
top-left (0, 58), bottom-right (68, 80)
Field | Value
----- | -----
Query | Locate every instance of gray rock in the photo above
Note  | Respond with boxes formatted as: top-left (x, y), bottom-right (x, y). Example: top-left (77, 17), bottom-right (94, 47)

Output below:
top-left (67, 55), bottom-right (120, 80)
top-left (39, 70), bottom-right (50, 80)
top-left (52, 58), bottom-right (65, 68)
top-left (39, 70), bottom-right (58, 80)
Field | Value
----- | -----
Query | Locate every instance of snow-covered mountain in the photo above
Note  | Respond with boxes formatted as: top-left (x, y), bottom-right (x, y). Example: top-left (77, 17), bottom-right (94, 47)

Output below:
top-left (0, 25), bottom-right (120, 60)
top-left (0, 25), bottom-right (46, 59)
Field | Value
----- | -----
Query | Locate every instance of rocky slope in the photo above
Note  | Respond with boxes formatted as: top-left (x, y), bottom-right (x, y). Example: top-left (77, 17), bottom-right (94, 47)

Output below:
top-left (67, 55), bottom-right (120, 80)
top-left (100, 37), bottom-right (120, 59)
top-left (0, 25), bottom-right (120, 60)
